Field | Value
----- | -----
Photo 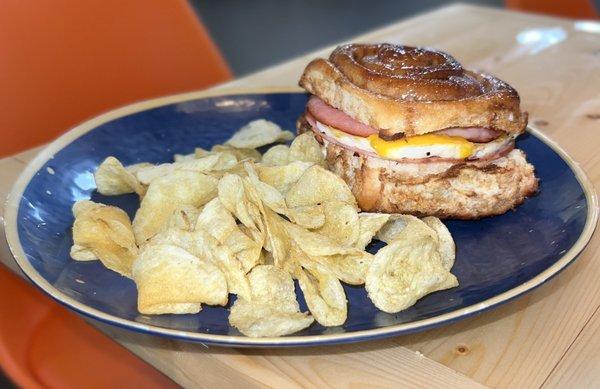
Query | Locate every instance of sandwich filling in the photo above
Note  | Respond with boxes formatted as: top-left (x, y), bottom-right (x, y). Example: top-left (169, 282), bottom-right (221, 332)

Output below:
top-left (306, 96), bottom-right (516, 163)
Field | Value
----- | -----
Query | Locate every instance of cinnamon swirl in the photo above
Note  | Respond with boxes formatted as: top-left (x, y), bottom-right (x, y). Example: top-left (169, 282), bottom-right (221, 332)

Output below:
top-left (297, 43), bottom-right (538, 218)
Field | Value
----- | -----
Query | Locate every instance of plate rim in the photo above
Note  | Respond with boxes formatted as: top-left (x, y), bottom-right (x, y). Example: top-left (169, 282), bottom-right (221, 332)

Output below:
top-left (4, 87), bottom-right (598, 347)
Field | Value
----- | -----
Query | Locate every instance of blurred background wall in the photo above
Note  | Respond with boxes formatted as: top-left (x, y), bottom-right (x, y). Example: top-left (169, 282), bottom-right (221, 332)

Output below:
top-left (191, 0), bottom-right (598, 76)
top-left (192, 0), bottom-right (501, 76)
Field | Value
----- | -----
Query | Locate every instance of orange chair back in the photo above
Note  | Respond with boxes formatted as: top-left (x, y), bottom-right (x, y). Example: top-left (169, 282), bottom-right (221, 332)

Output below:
top-left (506, 0), bottom-right (599, 19)
top-left (0, 266), bottom-right (177, 388)
top-left (0, 1), bottom-right (231, 386)
top-left (0, 0), bottom-right (232, 157)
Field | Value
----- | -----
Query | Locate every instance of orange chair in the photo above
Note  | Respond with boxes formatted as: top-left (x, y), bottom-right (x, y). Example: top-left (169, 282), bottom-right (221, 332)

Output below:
top-left (0, 269), bottom-right (176, 388)
top-left (0, 0), bottom-right (231, 157)
top-left (0, 1), bottom-right (232, 387)
top-left (506, 0), bottom-right (598, 19)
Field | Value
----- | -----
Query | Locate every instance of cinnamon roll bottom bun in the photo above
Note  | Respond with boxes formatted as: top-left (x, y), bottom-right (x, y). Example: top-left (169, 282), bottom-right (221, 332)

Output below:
top-left (297, 43), bottom-right (538, 219)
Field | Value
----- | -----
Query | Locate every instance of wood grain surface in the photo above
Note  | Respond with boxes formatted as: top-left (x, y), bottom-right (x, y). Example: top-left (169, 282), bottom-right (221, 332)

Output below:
top-left (2, 4), bottom-right (599, 388)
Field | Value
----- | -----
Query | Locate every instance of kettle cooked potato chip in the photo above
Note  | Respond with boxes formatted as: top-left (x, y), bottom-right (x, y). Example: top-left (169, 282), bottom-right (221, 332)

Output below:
top-left (147, 225), bottom-right (252, 300)
top-left (133, 244), bottom-right (228, 314)
top-left (354, 213), bottom-right (391, 250)
top-left (261, 144), bottom-right (290, 166)
top-left (285, 165), bottom-right (356, 208)
top-left (366, 219), bottom-right (458, 313)
top-left (229, 265), bottom-right (313, 337)
top-left (133, 171), bottom-right (218, 243)
top-left (225, 119), bottom-right (294, 149)
top-left (95, 157), bottom-right (146, 196)
top-left (295, 260), bottom-right (347, 327)
top-left (375, 214), bottom-right (422, 244)
top-left (134, 154), bottom-right (232, 185)
top-left (71, 200), bottom-right (137, 277)
top-left (257, 161), bottom-right (314, 194)
top-left (288, 132), bottom-right (326, 165)
top-left (422, 216), bottom-right (456, 270)
top-left (310, 201), bottom-right (359, 246)
top-left (196, 198), bottom-right (262, 273)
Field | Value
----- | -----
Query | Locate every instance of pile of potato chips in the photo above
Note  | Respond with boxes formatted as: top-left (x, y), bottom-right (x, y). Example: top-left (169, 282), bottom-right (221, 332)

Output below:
top-left (71, 119), bottom-right (459, 337)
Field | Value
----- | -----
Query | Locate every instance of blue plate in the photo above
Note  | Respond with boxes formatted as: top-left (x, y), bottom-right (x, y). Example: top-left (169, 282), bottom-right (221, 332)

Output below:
top-left (5, 90), bottom-right (598, 347)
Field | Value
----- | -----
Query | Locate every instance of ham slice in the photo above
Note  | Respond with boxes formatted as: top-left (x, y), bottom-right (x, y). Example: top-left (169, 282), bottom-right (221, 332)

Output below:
top-left (307, 96), bottom-right (503, 142)
top-left (307, 96), bottom-right (378, 137)
top-left (434, 127), bottom-right (503, 143)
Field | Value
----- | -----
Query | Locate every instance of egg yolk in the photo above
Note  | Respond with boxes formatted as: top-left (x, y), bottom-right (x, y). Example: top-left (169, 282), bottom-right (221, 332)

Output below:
top-left (368, 134), bottom-right (474, 159)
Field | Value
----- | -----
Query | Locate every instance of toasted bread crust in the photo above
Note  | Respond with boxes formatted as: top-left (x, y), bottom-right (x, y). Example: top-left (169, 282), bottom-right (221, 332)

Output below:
top-left (299, 55), bottom-right (527, 138)
top-left (298, 117), bottom-right (538, 219)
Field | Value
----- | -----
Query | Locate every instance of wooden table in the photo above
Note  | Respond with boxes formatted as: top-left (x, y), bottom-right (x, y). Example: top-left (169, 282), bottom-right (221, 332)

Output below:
top-left (2, 4), bottom-right (600, 387)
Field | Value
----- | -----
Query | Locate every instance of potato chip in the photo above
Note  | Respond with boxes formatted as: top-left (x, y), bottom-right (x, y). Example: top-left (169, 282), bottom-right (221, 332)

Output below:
top-left (135, 154), bottom-right (225, 185)
top-left (173, 152), bottom-right (196, 162)
top-left (195, 198), bottom-right (239, 239)
top-left (161, 205), bottom-right (200, 232)
top-left (194, 147), bottom-right (210, 158)
top-left (198, 151), bottom-right (239, 172)
top-left (286, 205), bottom-right (325, 229)
top-left (354, 213), bottom-right (391, 250)
top-left (244, 163), bottom-right (287, 213)
top-left (285, 165), bottom-right (356, 208)
top-left (69, 244), bottom-right (97, 261)
top-left (283, 221), bottom-right (360, 256)
top-left (296, 262), bottom-right (347, 326)
top-left (366, 219), bottom-right (458, 313)
top-left (240, 176), bottom-right (271, 244)
top-left (229, 301), bottom-right (314, 337)
top-left (211, 144), bottom-right (262, 162)
top-left (261, 144), bottom-right (290, 166)
top-left (422, 216), bottom-right (456, 270)
top-left (312, 251), bottom-right (373, 285)
top-left (244, 162), bottom-right (324, 229)
top-left (148, 226), bottom-right (252, 300)
top-left (217, 174), bottom-right (262, 235)
top-left (288, 132), bottom-right (325, 166)
top-left (226, 119), bottom-right (293, 149)
top-left (311, 201), bottom-right (359, 246)
top-left (375, 214), bottom-right (422, 244)
top-left (245, 265), bottom-right (298, 309)
top-left (257, 161), bottom-right (314, 194)
top-left (72, 199), bottom-right (98, 217)
top-left (261, 207), bottom-right (291, 268)
top-left (196, 198), bottom-right (262, 273)
top-left (95, 157), bottom-right (146, 196)
top-left (132, 244), bottom-right (228, 314)
top-left (71, 200), bottom-right (137, 277)
top-left (133, 171), bottom-right (218, 243)
top-left (229, 265), bottom-right (313, 337)
top-left (126, 162), bottom-right (154, 175)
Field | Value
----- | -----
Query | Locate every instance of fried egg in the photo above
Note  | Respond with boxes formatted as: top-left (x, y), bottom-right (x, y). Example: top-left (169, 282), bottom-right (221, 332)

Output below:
top-left (315, 121), bottom-right (513, 160)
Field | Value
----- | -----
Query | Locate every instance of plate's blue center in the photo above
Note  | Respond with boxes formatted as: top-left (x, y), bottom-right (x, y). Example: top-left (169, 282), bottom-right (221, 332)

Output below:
top-left (17, 93), bottom-right (587, 340)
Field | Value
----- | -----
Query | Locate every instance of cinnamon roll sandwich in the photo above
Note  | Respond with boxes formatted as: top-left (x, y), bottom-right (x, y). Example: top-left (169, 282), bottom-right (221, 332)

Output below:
top-left (298, 43), bottom-right (538, 219)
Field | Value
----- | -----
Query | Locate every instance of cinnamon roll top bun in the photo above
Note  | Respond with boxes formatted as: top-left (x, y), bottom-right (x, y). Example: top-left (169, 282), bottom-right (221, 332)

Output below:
top-left (299, 44), bottom-right (527, 139)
